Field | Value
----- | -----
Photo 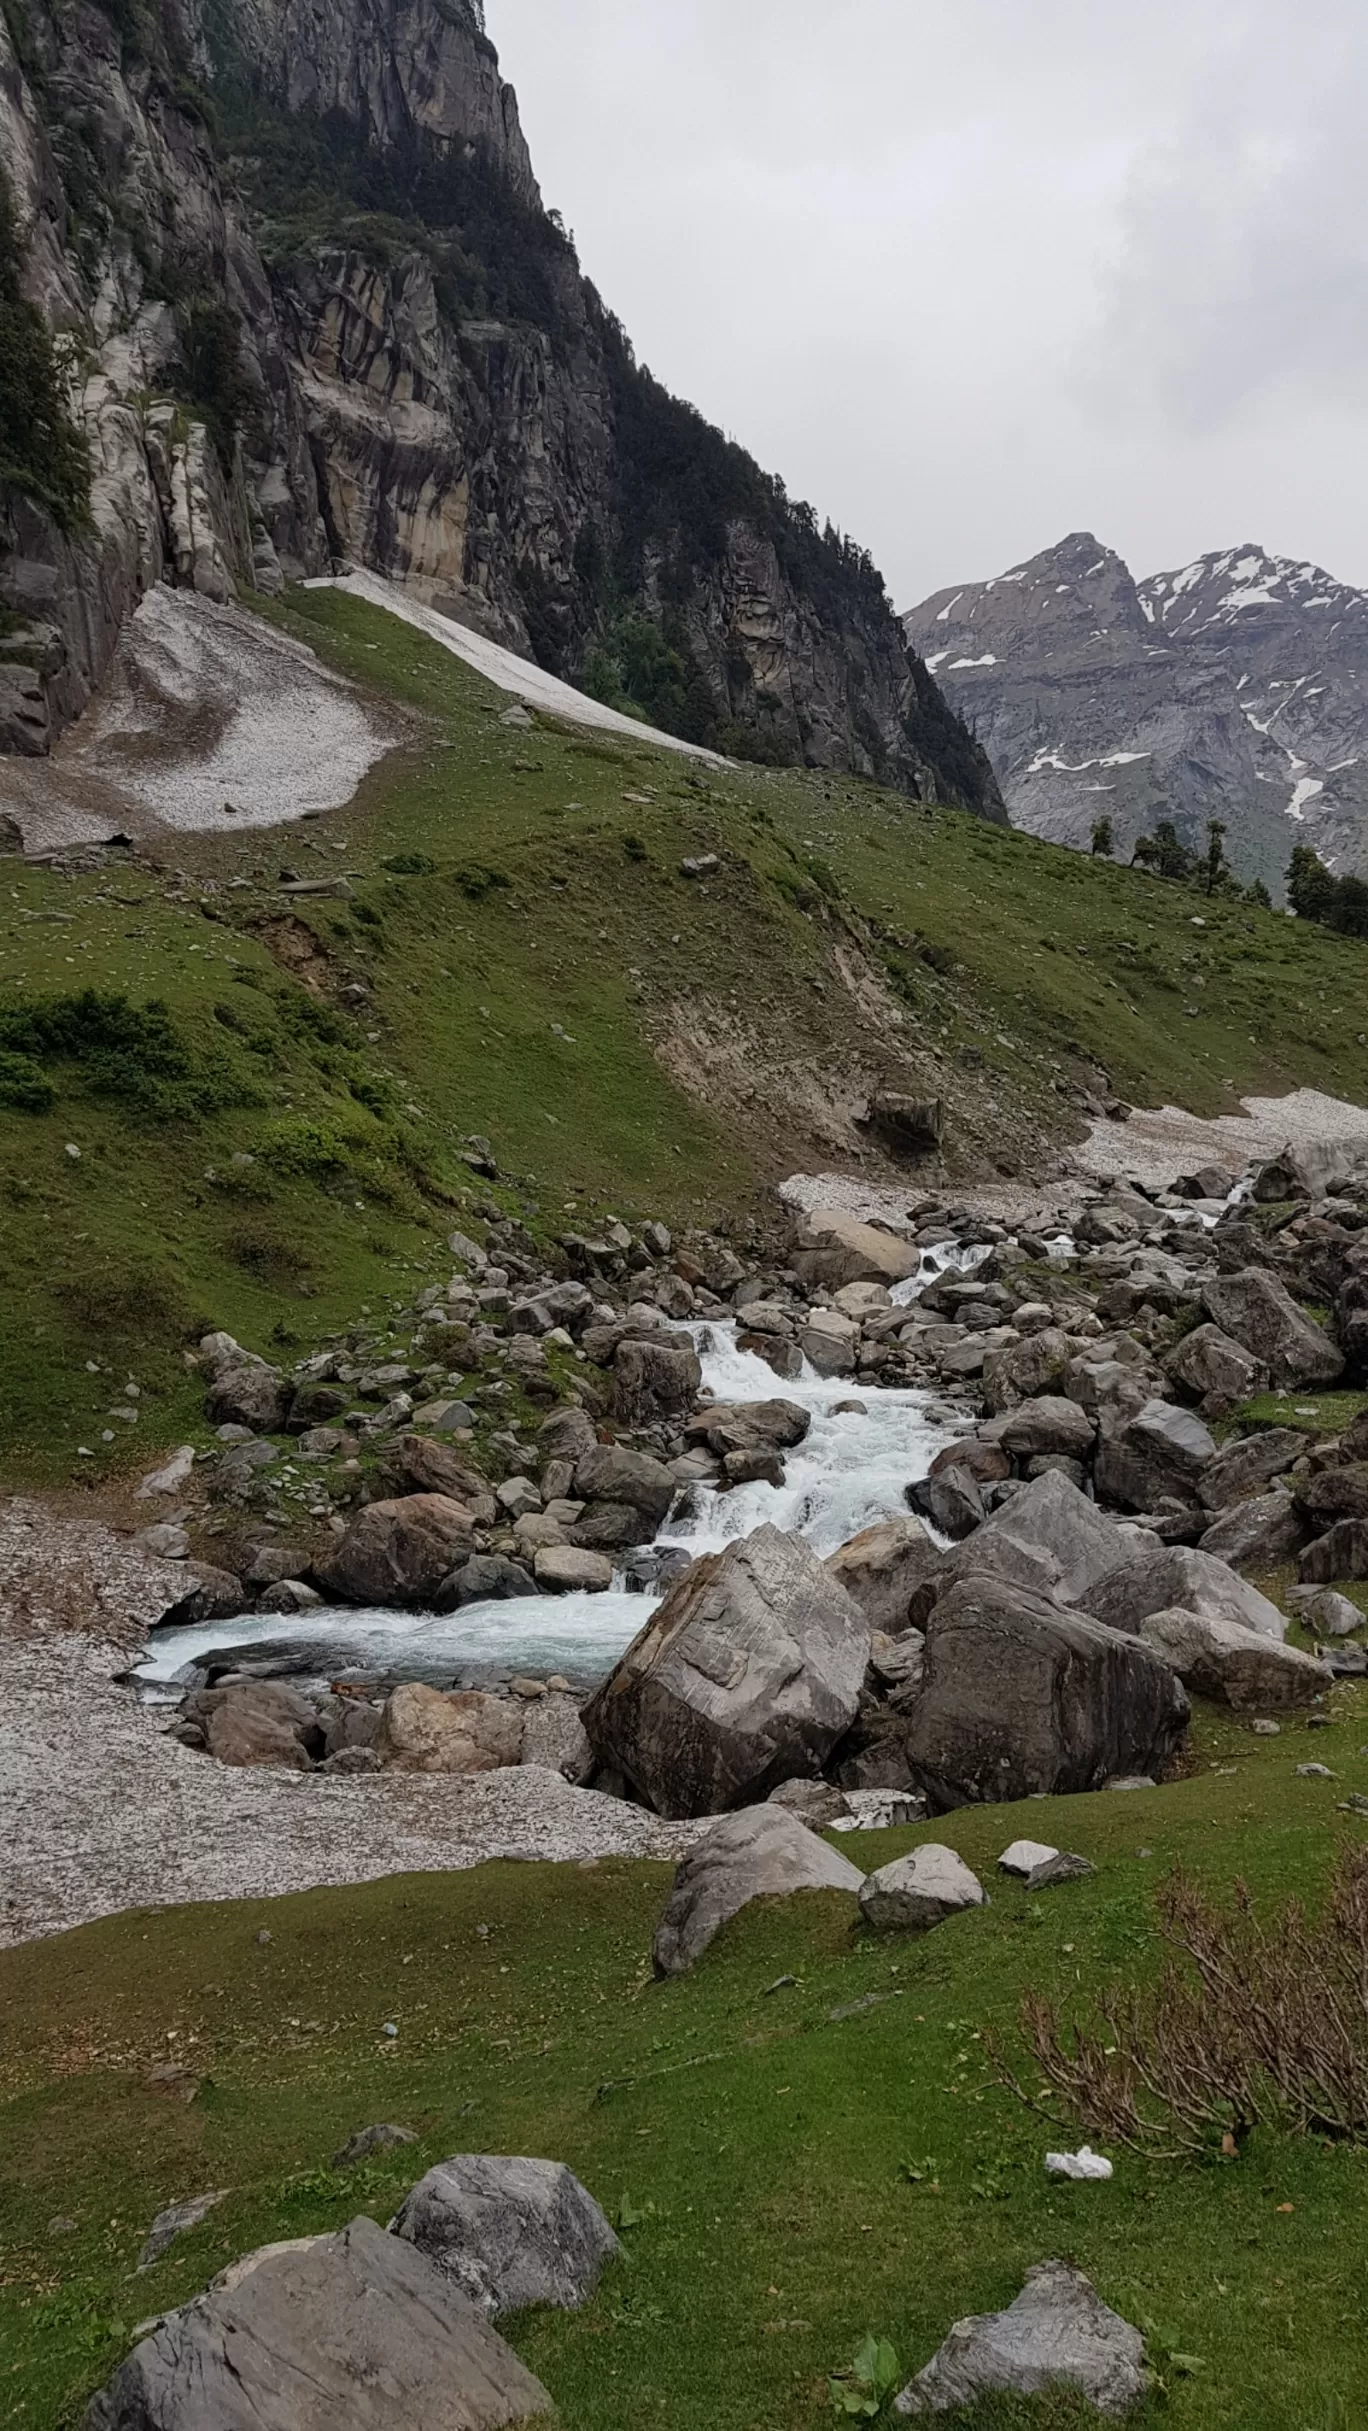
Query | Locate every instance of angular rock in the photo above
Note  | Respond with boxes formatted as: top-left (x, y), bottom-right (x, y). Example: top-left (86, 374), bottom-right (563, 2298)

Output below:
top-left (906, 1572), bottom-right (1189, 1808)
top-left (651, 1806), bottom-right (865, 1974)
top-left (1202, 1268), bottom-right (1343, 1388)
top-left (137, 2190), bottom-right (228, 2270)
top-left (1135, 1606), bottom-right (1329, 1710)
top-left (1093, 1397), bottom-right (1216, 1514)
top-left (1198, 1490), bottom-right (1307, 1572)
top-left (613, 1337), bottom-right (701, 1424)
top-left (573, 1443), bottom-right (675, 1531)
top-left (1292, 1586), bottom-right (1363, 1637)
top-left (205, 1362), bottom-right (291, 1435)
top-left (332, 2123), bottom-right (418, 2168)
top-left (791, 1209), bottom-right (919, 1290)
top-left (157, 1565), bottom-right (244, 1629)
top-left (584, 1524), bottom-right (871, 1818)
top-left (1197, 1427), bottom-right (1307, 1512)
top-left (320, 1496), bottom-right (478, 1607)
top-left (768, 1776), bottom-right (852, 1827)
top-left (538, 1406), bottom-right (598, 1467)
top-left (1299, 1520), bottom-right (1368, 1584)
top-left (825, 1517), bottom-right (942, 1631)
top-left (399, 1435), bottom-right (495, 1514)
top-left (1082, 1542), bottom-right (1287, 1641)
top-left (997, 1837), bottom-right (1060, 1880)
top-left (981, 1328), bottom-right (1073, 1415)
top-left (1000, 1397), bottom-right (1096, 1463)
top-left (1165, 1322), bottom-right (1268, 1410)
top-left (927, 1470), bottom-right (1127, 1614)
top-left (894, 2259), bottom-right (1146, 2419)
top-left (434, 1555), bottom-right (540, 1610)
top-left (376, 1685), bottom-right (523, 1774)
top-left (925, 1461), bottom-right (987, 1539)
top-left (519, 1693), bottom-right (593, 1782)
top-left (858, 1844), bottom-right (985, 1933)
top-left (393, 2154), bottom-right (619, 2317)
top-left (84, 2212), bottom-right (553, 2429)
top-left (800, 1311), bottom-right (859, 1377)
top-left (1296, 1464), bottom-right (1368, 1524)
top-left (189, 1681), bottom-right (319, 1771)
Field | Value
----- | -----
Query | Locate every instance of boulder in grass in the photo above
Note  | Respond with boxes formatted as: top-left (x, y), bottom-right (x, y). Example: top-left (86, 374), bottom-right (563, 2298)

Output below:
top-left (392, 2155), bottom-right (619, 2318)
top-left (1082, 1543), bottom-right (1288, 1642)
top-left (583, 1523), bottom-right (870, 1818)
top-left (82, 2212), bottom-right (553, 2429)
top-left (1202, 1268), bottom-right (1343, 1389)
top-left (1198, 1490), bottom-right (1307, 1573)
top-left (1198, 1427), bottom-right (1306, 1512)
top-left (320, 1496), bottom-right (478, 1607)
top-left (1298, 1520), bottom-right (1368, 1585)
top-left (859, 1844), bottom-right (985, 1934)
top-left (205, 1362), bottom-right (292, 1436)
top-left (1165, 1322), bottom-right (1268, 1412)
top-left (652, 1806), bottom-right (865, 1975)
top-left (1136, 1606), bottom-right (1329, 1710)
top-left (905, 1571), bottom-right (1189, 1810)
top-left (893, 2259), bottom-right (1146, 2419)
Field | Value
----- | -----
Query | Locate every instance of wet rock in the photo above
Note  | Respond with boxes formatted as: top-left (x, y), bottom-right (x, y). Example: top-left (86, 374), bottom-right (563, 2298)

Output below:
top-left (613, 1337), bottom-right (702, 1424)
top-left (319, 1496), bottom-right (478, 1607)
top-left (573, 1444), bottom-right (675, 1534)
top-left (652, 1806), bottom-right (865, 1974)
top-left (894, 2259), bottom-right (1146, 2418)
top-left (800, 1310), bottom-right (859, 1377)
top-left (906, 1571), bottom-right (1189, 1808)
top-left (434, 1554), bottom-right (540, 1609)
top-left (534, 1546), bottom-right (614, 1592)
top-left (157, 1566), bottom-right (244, 1629)
top-left (583, 1523), bottom-right (870, 1818)
top-left (392, 2153), bottom-right (619, 2316)
top-left (184, 1681), bottom-right (320, 1770)
top-left (83, 2212), bottom-right (553, 2429)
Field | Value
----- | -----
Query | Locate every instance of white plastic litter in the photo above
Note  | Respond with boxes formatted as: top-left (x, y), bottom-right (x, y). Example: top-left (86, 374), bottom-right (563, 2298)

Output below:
top-left (1045, 2146), bottom-right (1113, 2181)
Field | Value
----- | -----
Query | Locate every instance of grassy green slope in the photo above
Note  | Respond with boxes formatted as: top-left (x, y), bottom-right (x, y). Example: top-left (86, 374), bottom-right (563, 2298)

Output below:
top-left (4, 1697), bottom-right (1368, 2429)
top-left (5, 583), bottom-right (1368, 1484)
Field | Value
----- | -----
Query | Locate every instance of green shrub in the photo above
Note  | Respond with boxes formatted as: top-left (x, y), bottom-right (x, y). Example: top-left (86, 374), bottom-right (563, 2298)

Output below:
top-left (381, 851), bottom-right (437, 875)
top-left (453, 862), bottom-right (512, 901)
top-left (0, 988), bottom-right (261, 1119)
top-left (0, 1048), bottom-right (55, 1111)
top-left (258, 1117), bottom-right (348, 1178)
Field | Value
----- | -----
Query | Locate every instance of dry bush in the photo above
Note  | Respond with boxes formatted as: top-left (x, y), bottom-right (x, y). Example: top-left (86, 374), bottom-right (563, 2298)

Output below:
top-left (997, 1849), bottom-right (1368, 2157)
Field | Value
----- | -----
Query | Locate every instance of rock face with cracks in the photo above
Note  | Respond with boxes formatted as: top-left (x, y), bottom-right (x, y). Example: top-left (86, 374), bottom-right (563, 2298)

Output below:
top-left (582, 1525), bottom-right (871, 1818)
top-left (82, 2212), bottom-right (555, 2429)
top-left (1134, 1607), bottom-right (1329, 1711)
top-left (392, 2154), bottom-right (619, 2318)
top-left (894, 2258), bottom-right (1147, 2418)
top-left (906, 1572), bottom-right (1190, 1809)
top-left (1202, 1269), bottom-right (1344, 1388)
top-left (652, 1805), bottom-right (865, 1976)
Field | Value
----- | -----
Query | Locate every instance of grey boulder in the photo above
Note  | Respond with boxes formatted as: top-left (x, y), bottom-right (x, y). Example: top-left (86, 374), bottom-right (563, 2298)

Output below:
top-left (999, 1397), bottom-right (1096, 1463)
top-left (894, 2259), bottom-right (1146, 2418)
top-left (1136, 1606), bottom-right (1329, 1710)
top-left (1198, 1427), bottom-right (1306, 1512)
top-left (320, 1496), bottom-right (479, 1607)
top-left (1082, 1542), bottom-right (1287, 1642)
top-left (1093, 1397), bottom-right (1216, 1514)
top-left (392, 2154), bottom-right (618, 2317)
top-left (923, 1470), bottom-right (1126, 1616)
top-left (1202, 1268), bottom-right (1343, 1388)
top-left (1198, 1490), bottom-right (1307, 1573)
top-left (859, 1844), bottom-right (985, 1933)
top-left (83, 2212), bottom-right (554, 2429)
top-left (1165, 1322), bottom-right (1268, 1411)
top-left (612, 1336), bottom-right (701, 1424)
top-left (652, 1805), bottom-right (864, 1975)
top-left (582, 1524), bottom-right (870, 1817)
top-left (906, 1571), bottom-right (1189, 1809)
top-left (825, 1516), bottom-right (942, 1630)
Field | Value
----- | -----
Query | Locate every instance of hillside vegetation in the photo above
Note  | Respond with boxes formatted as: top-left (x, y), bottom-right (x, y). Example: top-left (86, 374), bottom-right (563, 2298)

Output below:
top-left (4, 1695), bottom-right (1368, 2428)
top-left (5, 585), bottom-right (1368, 1483)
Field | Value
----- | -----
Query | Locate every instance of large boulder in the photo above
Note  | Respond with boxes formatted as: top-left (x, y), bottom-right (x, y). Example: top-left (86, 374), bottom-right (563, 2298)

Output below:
top-left (613, 1337), bottom-right (702, 1424)
top-left (1299, 1521), bottom-right (1368, 1584)
top-left (1198, 1490), bottom-right (1307, 1572)
top-left (398, 1436), bottom-right (496, 1517)
top-left (1093, 1398), bottom-right (1216, 1514)
top-left (1296, 1465), bottom-right (1368, 1525)
top-left (825, 1517), bottom-right (942, 1631)
top-left (1136, 1606), bottom-right (1330, 1710)
top-left (999, 1398), bottom-right (1096, 1463)
top-left (1081, 1542), bottom-right (1287, 1642)
top-left (185, 1681), bottom-right (320, 1770)
top-left (981, 1329), bottom-right (1073, 1415)
top-left (82, 2212), bottom-right (553, 2429)
top-left (651, 1805), bottom-right (865, 1975)
top-left (791, 1209), bottom-right (918, 1290)
top-left (700, 1399), bottom-right (812, 1450)
top-left (376, 1685), bottom-right (524, 1775)
top-left (1165, 1323), bottom-right (1268, 1411)
top-left (859, 1845), bottom-right (985, 1934)
top-left (205, 1362), bottom-right (292, 1435)
top-left (320, 1497), bottom-right (478, 1607)
top-left (800, 1310), bottom-right (859, 1377)
top-left (583, 1524), bottom-right (870, 1817)
top-left (923, 1470), bottom-right (1127, 1615)
top-left (905, 1572), bottom-right (1189, 1809)
top-left (573, 1444), bottom-right (675, 1535)
top-left (893, 2259), bottom-right (1146, 2419)
top-left (1198, 1428), bottom-right (1307, 1512)
top-left (393, 2155), bottom-right (619, 2317)
top-left (1202, 1268), bottom-right (1343, 1388)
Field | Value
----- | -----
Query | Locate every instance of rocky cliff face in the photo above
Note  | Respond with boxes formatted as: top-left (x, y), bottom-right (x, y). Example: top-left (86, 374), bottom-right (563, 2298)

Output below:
top-left (903, 532), bottom-right (1368, 886)
top-left (0, 0), bottom-right (1002, 818)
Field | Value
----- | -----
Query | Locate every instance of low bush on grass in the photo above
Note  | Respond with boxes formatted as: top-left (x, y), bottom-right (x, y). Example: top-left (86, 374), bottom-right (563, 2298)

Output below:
top-left (1004, 1849), bottom-right (1368, 2158)
top-left (0, 990), bottom-right (263, 1119)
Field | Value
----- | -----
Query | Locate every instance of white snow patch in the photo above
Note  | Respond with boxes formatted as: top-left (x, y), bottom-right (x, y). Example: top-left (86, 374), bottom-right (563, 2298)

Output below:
top-left (935, 592), bottom-right (964, 624)
top-left (949, 653), bottom-right (997, 669)
top-left (1287, 775), bottom-right (1325, 822)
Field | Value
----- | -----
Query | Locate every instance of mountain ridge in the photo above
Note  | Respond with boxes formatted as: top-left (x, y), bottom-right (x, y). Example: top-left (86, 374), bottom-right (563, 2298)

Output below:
top-left (903, 530), bottom-right (1368, 884)
top-left (0, 0), bottom-right (1002, 817)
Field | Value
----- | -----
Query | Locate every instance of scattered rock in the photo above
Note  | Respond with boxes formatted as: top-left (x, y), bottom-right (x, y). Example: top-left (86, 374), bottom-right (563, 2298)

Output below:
top-left (392, 2154), bottom-right (619, 2316)
top-left (1202, 1268), bottom-right (1344, 1388)
top-left (652, 1806), bottom-right (864, 1975)
top-left (376, 1684), bottom-right (524, 1775)
top-left (137, 2190), bottom-right (228, 2270)
top-left (893, 2258), bottom-right (1146, 2419)
top-left (331, 2123), bottom-right (418, 2168)
top-left (859, 1844), bottom-right (985, 1933)
top-left (824, 1516), bottom-right (942, 1631)
top-left (319, 1496), bottom-right (478, 1607)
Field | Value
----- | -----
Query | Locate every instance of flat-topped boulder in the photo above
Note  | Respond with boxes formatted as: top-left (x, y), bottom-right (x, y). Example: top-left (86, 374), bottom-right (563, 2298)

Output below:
top-left (791, 1208), bottom-right (919, 1290)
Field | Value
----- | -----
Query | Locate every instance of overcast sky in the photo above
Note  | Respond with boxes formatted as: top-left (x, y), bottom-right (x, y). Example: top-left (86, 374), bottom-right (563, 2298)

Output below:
top-left (486, 0), bottom-right (1368, 608)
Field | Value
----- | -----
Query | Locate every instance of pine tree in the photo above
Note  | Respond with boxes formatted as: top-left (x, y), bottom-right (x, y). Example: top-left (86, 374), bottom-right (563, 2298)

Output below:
top-left (1090, 814), bottom-right (1114, 858)
top-left (1204, 819), bottom-right (1228, 897)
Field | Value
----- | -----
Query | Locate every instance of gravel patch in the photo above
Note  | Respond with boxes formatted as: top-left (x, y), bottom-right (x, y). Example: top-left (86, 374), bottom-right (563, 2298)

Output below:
top-left (0, 1502), bottom-right (694, 1951)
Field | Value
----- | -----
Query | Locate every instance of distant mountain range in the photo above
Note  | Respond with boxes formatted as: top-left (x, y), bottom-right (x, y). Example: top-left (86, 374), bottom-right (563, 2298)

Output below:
top-left (902, 533), bottom-right (1368, 889)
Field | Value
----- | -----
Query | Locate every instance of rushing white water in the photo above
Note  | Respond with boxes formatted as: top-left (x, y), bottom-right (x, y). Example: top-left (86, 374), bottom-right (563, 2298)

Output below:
top-left (135, 1241), bottom-right (982, 1697)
